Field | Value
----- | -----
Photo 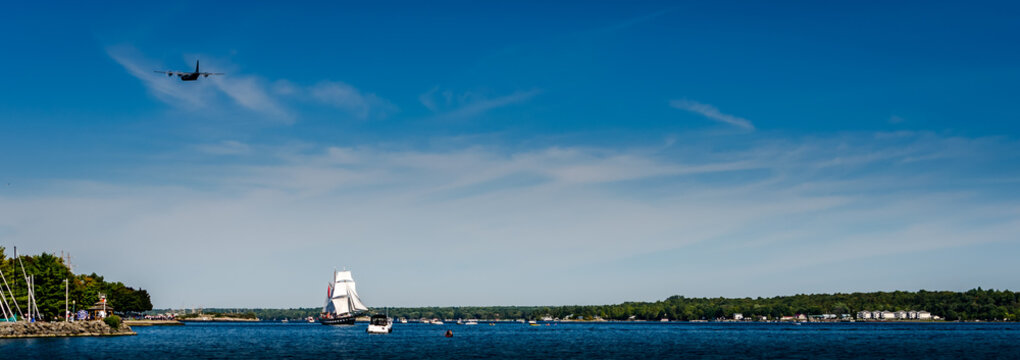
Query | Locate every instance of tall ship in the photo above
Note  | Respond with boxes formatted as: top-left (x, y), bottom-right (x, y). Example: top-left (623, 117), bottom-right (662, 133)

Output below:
top-left (319, 269), bottom-right (369, 325)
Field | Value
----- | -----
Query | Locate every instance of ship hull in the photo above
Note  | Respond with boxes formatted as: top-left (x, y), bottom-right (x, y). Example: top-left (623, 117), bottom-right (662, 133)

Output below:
top-left (319, 314), bottom-right (356, 325)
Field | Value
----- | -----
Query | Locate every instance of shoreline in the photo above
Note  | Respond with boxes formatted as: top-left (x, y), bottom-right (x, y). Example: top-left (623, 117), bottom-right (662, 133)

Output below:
top-left (179, 317), bottom-right (260, 322)
top-left (0, 321), bottom-right (136, 339)
top-left (124, 320), bottom-right (184, 326)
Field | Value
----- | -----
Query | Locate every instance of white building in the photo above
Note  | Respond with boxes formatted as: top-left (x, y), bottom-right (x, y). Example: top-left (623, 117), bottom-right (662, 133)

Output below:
top-left (908, 311), bottom-right (918, 319)
top-left (895, 311), bottom-right (908, 319)
top-left (881, 311), bottom-right (896, 320)
top-left (857, 311), bottom-right (872, 319)
top-left (733, 313), bottom-right (743, 321)
top-left (872, 311), bottom-right (883, 319)
top-left (917, 311), bottom-right (932, 320)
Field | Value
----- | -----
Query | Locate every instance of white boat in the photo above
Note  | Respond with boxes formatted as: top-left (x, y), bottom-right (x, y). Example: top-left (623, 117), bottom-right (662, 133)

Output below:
top-left (307, 316), bottom-right (315, 323)
top-left (432, 319), bottom-right (444, 325)
top-left (399, 318), bottom-right (408, 324)
top-left (465, 319), bottom-right (478, 325)
top-left (366, 314), bottom-right (393, 334)
top-left (319, 269), bottom-right (369, 325)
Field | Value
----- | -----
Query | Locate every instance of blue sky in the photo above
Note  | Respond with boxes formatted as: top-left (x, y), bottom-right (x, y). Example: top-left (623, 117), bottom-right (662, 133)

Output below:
top-left (1, 1), bottom-right (1019, 308)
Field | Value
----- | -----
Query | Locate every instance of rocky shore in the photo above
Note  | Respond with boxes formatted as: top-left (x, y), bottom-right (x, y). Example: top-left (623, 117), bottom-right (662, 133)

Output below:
top-left (0, 321), bottom-right (136, 338)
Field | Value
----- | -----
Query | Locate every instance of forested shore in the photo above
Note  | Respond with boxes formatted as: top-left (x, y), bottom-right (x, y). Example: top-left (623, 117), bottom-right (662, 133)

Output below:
top-left (161, 288), bottom-right (1018, 321)
top-left (1, 248), bottom-right (152, 320)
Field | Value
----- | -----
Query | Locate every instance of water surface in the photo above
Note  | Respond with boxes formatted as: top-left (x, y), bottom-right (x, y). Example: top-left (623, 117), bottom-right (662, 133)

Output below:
top-left (3, 322), bottom-right (1018, 359)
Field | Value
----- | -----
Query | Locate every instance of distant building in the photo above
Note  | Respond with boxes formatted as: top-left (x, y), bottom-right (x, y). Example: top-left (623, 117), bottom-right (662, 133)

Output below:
top-left (858, 311), bottom-right (872, 319)
top-left (881, 311), bottom-right (896, 320)
top-left (917, 311), bottom-right (932, 320)
top-left (796, 314), bottom-right (807, 321)
top-left (908, 311), bottom-right (918, 319)
top-left (872, 311), bottom-right (883, 319)
top-left (733, 313), bottom-right (743, 321)
top-left (895, 311), bottom-right (908, 319)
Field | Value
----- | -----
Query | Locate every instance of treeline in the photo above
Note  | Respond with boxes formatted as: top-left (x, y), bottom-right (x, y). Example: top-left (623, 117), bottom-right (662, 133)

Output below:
top-left (153, 308), bottom-right (319, 321)
top-left (177, 311), bottom-right (258, 320)
top-left (165, 289), bottom-right (1018, 321)
top-left (526, 289), bottom-right (1018, 321)
top-left (0, 247), bottom-right (152, 320)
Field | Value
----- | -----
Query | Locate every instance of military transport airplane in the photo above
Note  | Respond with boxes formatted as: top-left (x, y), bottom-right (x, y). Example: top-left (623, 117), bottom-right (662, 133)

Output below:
top-left (154, 60), bottom-right (223, 81)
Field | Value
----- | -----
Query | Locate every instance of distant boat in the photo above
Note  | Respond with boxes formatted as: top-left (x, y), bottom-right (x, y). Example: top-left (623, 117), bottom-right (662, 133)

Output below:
top-left (432, 319), bottom-right (444, 325)
top-left (660, 318), bottom-right (669, 322)
top-left (399, 318), bottom-right (408, 324)
top-left (366, 314), bottom-right (392, 334)
top-left (465, 319), bottom-right (478, 325)
top-left (307, 316), bottom-right (315, 323)
top-left (281, 319), bottom-right (289, 323)
top-left (319, 269), bottom-right (369, 325)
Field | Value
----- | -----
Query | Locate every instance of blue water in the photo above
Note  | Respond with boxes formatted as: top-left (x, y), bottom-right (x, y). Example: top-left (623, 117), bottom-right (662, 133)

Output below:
top-left (3, 322), bottom-right (1019, 359)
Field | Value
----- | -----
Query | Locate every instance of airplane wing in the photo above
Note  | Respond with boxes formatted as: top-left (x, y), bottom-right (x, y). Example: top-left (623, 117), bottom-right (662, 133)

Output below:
top-left (153, 70), bottom-right (182, 76)
top-left (199, 72), bottom-right (225, 76)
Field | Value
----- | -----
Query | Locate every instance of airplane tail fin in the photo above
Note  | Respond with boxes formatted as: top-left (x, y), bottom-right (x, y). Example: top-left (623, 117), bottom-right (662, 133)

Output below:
top-left (195, 60), bottom-right (200, 73)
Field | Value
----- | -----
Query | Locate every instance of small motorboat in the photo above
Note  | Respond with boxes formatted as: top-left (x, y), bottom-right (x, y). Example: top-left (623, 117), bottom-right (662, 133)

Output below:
top-left (367, 314), bottom-right (393, 334)
top-left (465, 319), bottom-right (478, 325)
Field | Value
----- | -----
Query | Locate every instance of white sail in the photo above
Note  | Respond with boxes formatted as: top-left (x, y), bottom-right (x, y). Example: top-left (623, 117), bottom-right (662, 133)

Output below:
top-left (349, 286), bottom-right (368, 312)
top-left (325, 270), bottom-right (369, 315)
top-left (331, 297), bottom-right (350, 315)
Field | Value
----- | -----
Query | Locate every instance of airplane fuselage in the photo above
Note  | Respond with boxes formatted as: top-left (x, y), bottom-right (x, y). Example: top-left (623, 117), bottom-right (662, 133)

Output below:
top-left (155, 60), bottom-right (221, 81)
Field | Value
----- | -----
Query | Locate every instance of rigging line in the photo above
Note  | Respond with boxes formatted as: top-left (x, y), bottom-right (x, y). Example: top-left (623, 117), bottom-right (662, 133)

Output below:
top-left (0, 269), bottom-right (21, 319)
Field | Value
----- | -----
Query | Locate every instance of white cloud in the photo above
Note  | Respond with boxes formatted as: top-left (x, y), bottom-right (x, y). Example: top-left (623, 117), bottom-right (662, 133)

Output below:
top-left (420, 88), bottom-right (541, 120)
top-left (107, 46), bottom-right (211, 108)
top-left (209, 76), bottom-right (294, 123)
top-left (308, 81), bottom-right (397, 120)
top-left (670, 99), bottom-right (755, 130)
top-left (108, 46), bottom-right (392, 124)
top-left (193, 140), bottom-right (252, 156)
top-left (3, 132), bottom-right (1018, 307)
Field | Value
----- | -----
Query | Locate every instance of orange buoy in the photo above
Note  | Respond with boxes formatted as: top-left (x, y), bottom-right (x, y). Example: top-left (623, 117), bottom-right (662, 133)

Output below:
top-left (445, 330), bottom-right (453, 338)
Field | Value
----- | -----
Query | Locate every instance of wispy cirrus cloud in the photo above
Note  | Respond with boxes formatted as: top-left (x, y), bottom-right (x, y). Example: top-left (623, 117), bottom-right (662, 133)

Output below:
top-left (5, 131), bottom-right (1019, 307)
top-left (209, 75), bottom-right (294, 123)
top-left (670, 99), bottom-right (755, 131)
top-left (308, 81), bottom-right (397, 120)
top-left (107, 46), bottom-right (393, 124)
top-left (420, 87), bottom-right (541, 120)
top-left (193, 140), bottom-right (252, 156)
top-left (107, 46), bottom-right (211, 108)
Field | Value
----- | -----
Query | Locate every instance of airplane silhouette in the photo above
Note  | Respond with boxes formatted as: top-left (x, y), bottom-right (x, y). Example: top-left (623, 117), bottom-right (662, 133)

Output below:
top-left (154, 60), bottom-right (223, 81)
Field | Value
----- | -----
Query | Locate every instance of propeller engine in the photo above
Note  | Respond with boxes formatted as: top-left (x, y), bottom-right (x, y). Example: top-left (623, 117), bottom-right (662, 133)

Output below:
top-left (167, 72), bottom-right (173, 77)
